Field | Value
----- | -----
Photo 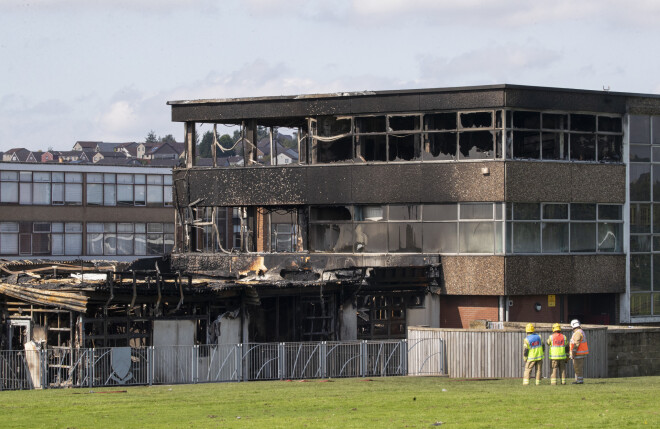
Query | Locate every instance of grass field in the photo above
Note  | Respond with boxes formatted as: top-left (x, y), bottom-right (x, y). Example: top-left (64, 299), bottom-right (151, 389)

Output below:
top-left (1, 376), bottom-right (658, 428)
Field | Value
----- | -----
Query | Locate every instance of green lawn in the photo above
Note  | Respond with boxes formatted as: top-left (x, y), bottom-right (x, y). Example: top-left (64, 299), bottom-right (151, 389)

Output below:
top-left (1, 376), bottom-right (657, 428)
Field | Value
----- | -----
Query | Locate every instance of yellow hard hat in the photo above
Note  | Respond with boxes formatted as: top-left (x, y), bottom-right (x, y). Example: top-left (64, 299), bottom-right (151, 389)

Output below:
top-left (552, 323), bottom-right (561, 332)
top-left (525, 323), bottom-right (535, 333)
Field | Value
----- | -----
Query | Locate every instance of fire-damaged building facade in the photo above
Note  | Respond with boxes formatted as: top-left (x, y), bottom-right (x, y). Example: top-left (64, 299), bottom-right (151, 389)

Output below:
top-left (164, 84), bottom-right (660, 339)
top-left (4, 84), bottom-right (660, 360)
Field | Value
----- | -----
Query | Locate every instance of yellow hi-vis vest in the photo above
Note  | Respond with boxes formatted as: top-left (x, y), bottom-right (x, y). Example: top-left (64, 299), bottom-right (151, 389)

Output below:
top-left (525, 334), bottom-right (544, 361)
top-left (548, 332), bottom-right (567, 360)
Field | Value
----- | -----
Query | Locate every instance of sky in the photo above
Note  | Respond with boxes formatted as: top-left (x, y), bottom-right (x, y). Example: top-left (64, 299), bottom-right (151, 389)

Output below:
top-left (1, 0), bottom-right (660, 153)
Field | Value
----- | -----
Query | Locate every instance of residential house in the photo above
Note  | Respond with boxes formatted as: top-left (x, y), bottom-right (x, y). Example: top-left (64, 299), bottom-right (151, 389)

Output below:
top-left (3, 148), bottom-right (38, 163)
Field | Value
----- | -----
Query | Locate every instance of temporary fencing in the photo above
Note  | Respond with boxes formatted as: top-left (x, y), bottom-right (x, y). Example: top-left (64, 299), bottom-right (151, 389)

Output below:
top-left (0, 338), bottom-right (441, 390)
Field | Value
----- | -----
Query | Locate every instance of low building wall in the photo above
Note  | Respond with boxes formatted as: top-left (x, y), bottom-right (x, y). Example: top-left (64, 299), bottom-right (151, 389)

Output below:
top-left (607, 327), bottom-right (660, 377)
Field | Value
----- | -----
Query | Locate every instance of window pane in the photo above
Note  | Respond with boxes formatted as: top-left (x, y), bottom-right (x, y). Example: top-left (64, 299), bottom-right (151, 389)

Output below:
top-left (310, 206), bottom-right (351, 222)
top-left (424, 204), bottom-right (457, 221)
top-left (512, 222), bottom-right (540, 253)
top-left (134, 185), bottom-right (146, 205)
top-left (513, 131), bottom-right (540, 159)
top-left (87, 233), bottom-right (104, 255)
top-left (630, 235), bottom-right (651, 252)
top-left (543, 204), bottom-right (568, 220)
top-left (599, 223), bottom-right (622, 252)
top-left (104, 184), bottom-right (116, 206)
top-left (117, 234), bottom-right (133, 255)
top-left (0, 233), bottom-right (18, 254)
top-left (134, 234), bottom-right (146, 255)
top-left (19, 171), bottom-right (32, 182)
top-left (542, 223), bottom-right (569, 253)
top-left (541, 132), bottom-right (567, 160)
top-left (513, 203), bottom-right (540, 220)
top-left (104, 173), bottom-right (115, 183)
top-left (630, 144), bottom-right (651, 162)
top-left (389, 205), bottom-right (420, 221)
top-left (65, 183), bottom-right (82, 204)
top-left (1, 171), bottom-right (18, 181)
top-left (33, 183), bottom-right (51, 205)
top-left (571, 204), bottom-right (596, 220)
top-left (52, 172), bottom-right (64, 182)
top-left (513, 111), bottom-right (540, 129)
top-left (630, 164), bottom-right (651, 201)
top-left (422, 222), bottom-right (457, 253)
top-left (631, 254), bottom-right (651, 291)
top-left (459, 222), bottom-right (494, 253)
top-left (631, 203), bottom-right (651, 233)
top-left (598, 116), bottom-right (622, 133)
top-left (355, 223), bottom-right (387, 252)
top-left (629, 115), bottom-right (650, 144)
top-left (34, 172), bottom-right (50, 182)
top-left (117, 174), bottom-right (133, 184)
top-left (52, 183), bottom-right (64, 204)
top-left (570, 134), bottom-right (596, 161)
top-left (104, 233), bottom-right (117, 255)
top-left (387, 223), bottom-right (422, 253)
top-left (570, 223), bottom-right (596, 252)
top-left (597, 135), bottom-right (622, 162)
top-left (32, 232), bottom-right (51, 254)
top-left (65, 172), bottom-right (82, 183)
top-left (542, 113), bottom-right (568, 130)
top-left (117, 184), bottom-right (134, 206)
top-left (309, 224), bottom-right (353, 252)
top-left (87, 184), bottom-right (103, 205)
top-left (630, 294), bottom-right (651, 316)
top-left (355, 206), bottom-right (385, 221)
top-left (1, 182), bottom-right (18, 203)
top-left (570, 114), bottom-right (596, 132)
top-left (52, 234), bottom-right (63, 255)
top-left (147, 175), bottom-right (163, 185)
top-left (64, 233), bottom-right (82, 255)
top-left (87, 173), bottom-right (103, 183)
top-left (134, 174), bottom-right (146, 184)
top-left (389, 115), bottom-right (420, 131)
top-left (19, 182), bottom-right (31, 204)
top-left (146, 185), bottom-right (163, 205)
top-left (147, 223), bottom-right (163, 233)
top-left (147, 233), bottom-right (164, 254)
top-left (598, 205), bottom-right (622, 220)
top-left (460, 203), bottom-right (493, 220)
top-left (316, 137), bottom-right (353, 163)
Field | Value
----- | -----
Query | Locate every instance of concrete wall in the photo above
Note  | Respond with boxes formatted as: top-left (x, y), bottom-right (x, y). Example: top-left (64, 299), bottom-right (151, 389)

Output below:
top-left (407, 293), bottom-right (440, 329)
top-left (608, 327), bottom-right (660, 377)
top-left (340, 298), bottom-right (357, 341)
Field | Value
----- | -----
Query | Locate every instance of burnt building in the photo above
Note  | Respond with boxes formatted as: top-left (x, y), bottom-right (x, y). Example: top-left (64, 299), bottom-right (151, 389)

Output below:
top-left (166, 84), bottom-right (660, 340)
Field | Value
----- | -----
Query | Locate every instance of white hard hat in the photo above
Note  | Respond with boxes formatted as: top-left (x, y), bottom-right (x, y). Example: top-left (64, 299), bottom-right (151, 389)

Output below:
top-left (570, 319), bottom-right (580, 328)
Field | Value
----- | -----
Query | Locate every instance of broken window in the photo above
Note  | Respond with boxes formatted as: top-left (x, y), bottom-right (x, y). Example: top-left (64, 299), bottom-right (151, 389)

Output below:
top-left (357, 135), bottom-right (387, 161)
top-left (570, 134), bottom-right (596, 161)
top-left (570, 114), bottom-right (596, 132)
top-left (513, 131), bottom-right (540, 159)
top-left (459, 131), bottom-right (494, 159)
top-left (387, 223), bottom-right (422, 253)
top-left (270, 210), bottom-right (299, 252)
top-left (460, 111), bottom-right (492, 128)
top-left (541, 132), bottom-right (567, 160)
top-left (388, 134), bottom-right (420, 161)
top-left (423, 132), bottom-right (457, 160)
top-left (313, 116), bottom-right (354, 164)
top-left (598, 135), bottom-right (622, 162)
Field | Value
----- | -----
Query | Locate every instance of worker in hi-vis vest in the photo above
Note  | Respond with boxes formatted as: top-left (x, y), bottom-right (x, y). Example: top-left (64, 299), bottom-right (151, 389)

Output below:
top-left (523, 323), bottom-right (545, 385)
top-left (569, 319), bottom-right (589, 384)
top-left (546, 323), bottom-right (569, 385)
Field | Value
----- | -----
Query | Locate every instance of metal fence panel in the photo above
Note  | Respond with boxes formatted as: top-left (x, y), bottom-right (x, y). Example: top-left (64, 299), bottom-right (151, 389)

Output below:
top-left (91, 347), bottom-right (149, 387)
top-left (0, 350), bottom-right (36, 390)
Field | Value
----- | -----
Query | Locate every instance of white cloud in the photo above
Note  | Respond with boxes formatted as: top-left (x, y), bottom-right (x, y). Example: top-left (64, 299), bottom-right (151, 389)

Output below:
top-left (417, 44), bottom-right (562, 86)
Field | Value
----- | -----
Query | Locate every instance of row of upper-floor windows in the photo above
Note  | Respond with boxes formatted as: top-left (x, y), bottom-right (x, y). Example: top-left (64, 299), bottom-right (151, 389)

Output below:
top-left (298, 110), bottom-right (623, 164)
top-left (0, 221), bottom-right (174, 256)
top-left (182, 202), bottom-right (623, 255)
top-left (0, 171), bottom-right (172, 207)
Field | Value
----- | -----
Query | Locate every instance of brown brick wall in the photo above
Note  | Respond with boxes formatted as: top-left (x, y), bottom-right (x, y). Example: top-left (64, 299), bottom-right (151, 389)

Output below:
top-left (440, 295), bottom-right (499, 329)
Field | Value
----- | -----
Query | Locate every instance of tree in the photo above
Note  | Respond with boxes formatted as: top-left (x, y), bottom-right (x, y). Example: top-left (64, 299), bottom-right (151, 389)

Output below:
top-left (145, 130), bottom-right (158, 143)
top-left (217, 134), bottom-right (236, 156)
top-left (160, 134), bottom-right (177, 144)
top-left (198, 130), bottom-right (215, 158)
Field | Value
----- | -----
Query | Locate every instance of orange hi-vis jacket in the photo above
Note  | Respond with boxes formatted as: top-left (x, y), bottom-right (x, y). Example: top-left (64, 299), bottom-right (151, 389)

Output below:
top-left (570, 328), bottom-right (589, 357)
